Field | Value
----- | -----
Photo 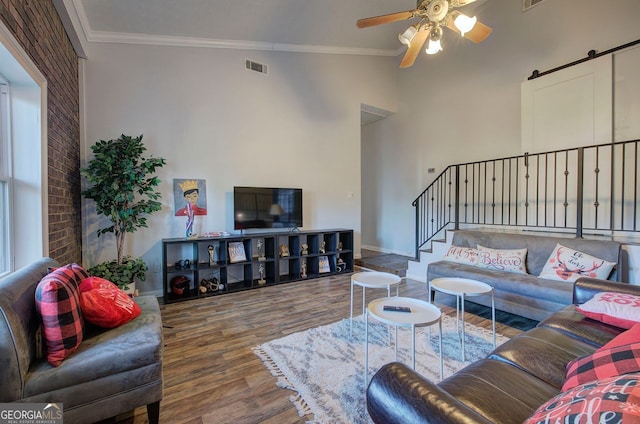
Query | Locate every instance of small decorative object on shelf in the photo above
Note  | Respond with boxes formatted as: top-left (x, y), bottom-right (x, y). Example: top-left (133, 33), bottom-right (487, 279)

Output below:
top-left (171, 275), bottom-right (191, 295)
top-left (301, 259), bottom-right (307, 278)
top-left (337, 241), bottom-right (343, 251)
top-left (257, 239), bottom-right (266, 261)
top-left (319, 255), bottom-right (330, 273)
top-left (174, 259), bottom-right (191, 270)
top-left (280, 244), bottom-right (290, 257)
top-left (228, 242), bottom-right (247, 263)
top-left (208, 245), bottom-right (216, 266)
top-left (319, 241), bottom-right (326, 254)
top-left (200, 276), bottom-right (219, 293)
top-left (301, 243), bottom-right (309, 256)
top-left (258, 263), bottom-right (266, 285)
top-left (337, 258), bottom-right (347, 273)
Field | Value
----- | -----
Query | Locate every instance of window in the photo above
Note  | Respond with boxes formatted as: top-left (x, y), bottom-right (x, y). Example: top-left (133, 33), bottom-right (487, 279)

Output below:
top-left (0, 75), bottom-right (9, 275)
top-left (1, 20), bottom-right (47, 273)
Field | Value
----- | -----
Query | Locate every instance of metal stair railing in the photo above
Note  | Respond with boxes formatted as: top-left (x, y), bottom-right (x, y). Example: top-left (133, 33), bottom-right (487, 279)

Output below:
top-left (412, 139), bottom-right (640, 258)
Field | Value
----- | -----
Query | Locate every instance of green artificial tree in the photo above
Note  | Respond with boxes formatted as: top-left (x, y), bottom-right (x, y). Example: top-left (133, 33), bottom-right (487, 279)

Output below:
top-left (81, 134), bottom-right (166, 289)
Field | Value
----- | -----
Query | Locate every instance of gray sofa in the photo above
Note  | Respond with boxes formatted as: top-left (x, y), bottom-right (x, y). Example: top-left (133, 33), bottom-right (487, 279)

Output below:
top-left (0, 258), bottom-right (164, 423)
top-left (427, 230), bottom-right (623, 321)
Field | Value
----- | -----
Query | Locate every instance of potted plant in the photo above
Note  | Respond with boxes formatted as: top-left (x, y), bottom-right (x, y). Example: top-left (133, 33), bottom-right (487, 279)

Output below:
top-left (81, 134), bottom-right (166, 292)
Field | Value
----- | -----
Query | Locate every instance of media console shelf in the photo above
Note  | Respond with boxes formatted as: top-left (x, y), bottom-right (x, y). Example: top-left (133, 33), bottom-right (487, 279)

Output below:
top-left (162, 229), bottom-right (354, 303)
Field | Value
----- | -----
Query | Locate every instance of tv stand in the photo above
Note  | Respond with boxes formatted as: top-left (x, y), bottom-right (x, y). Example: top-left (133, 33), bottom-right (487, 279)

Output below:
top-left (162, 228), bottom-right (354, 303)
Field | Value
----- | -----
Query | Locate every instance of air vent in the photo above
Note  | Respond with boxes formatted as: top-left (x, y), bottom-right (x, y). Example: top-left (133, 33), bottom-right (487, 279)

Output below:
top-left (523, 0), bottom-right (546, 11)
top-left (245, 59), bottom-right (268, 75)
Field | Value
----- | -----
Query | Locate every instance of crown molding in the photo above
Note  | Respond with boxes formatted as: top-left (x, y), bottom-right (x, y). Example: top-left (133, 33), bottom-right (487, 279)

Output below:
top-left (84, 30), bottom-right (400, 57)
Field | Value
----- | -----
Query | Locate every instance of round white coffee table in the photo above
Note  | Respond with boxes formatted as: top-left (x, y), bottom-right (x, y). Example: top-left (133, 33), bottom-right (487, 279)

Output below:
top-left (364, 296), bottom-right (442, 384)
top-left (428, 277), bottom-right (496, 361)
top-left (350, 271), bottom-right (402, 334)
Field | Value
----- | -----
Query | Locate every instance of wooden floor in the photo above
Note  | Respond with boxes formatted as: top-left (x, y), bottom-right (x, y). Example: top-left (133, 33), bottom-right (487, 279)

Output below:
top-left (119, 272), bottom-right (529, 424)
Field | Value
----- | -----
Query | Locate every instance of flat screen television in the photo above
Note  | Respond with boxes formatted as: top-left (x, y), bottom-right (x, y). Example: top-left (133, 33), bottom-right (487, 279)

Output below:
top-left (233, 186), bottom-right (303, 230)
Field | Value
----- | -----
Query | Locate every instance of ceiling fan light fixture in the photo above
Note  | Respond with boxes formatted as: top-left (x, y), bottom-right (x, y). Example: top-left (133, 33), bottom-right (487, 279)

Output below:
top-left (398, 25), bottom-right (418, 46)
top-left (453, 13), bottom-right (477, 36)
top-left (426, 26), bottom-right (443, 55)
top-left (425, 38), bottom-right (442, 54)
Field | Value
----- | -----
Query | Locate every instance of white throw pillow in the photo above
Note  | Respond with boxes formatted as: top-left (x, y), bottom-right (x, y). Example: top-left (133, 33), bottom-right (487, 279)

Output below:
top-left (538, 243), bottom-right (616, 282)
top-left (577, 291), bottom-right (640, 329)
top-left (443, 246), bottom-right (478, 266)
top-left (476, 245), bottom-right (528, 274)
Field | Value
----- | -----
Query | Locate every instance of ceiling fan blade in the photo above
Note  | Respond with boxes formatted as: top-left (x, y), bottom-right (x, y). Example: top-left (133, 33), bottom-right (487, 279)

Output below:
top-left (445, 18), bottom-right (492, 44)
top-left (464, 21), bottom-right (492, 43)
top-left (400, 29), bottom-right (429, 68)
top-left (356, 10), bottom-right (416, 28)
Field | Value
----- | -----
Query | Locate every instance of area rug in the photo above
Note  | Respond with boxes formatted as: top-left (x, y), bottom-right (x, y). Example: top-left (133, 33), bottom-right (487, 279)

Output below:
top-left (253, 314), bottom-right (509, 424)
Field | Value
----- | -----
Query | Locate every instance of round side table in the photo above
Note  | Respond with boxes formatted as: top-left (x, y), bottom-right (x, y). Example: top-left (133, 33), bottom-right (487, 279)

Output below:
top-left (350, 271), bottom-right (401, 334)
top-left (428, 277), bottom-right (496, 361)
top-left (364, 296), bottom-right (442, 385)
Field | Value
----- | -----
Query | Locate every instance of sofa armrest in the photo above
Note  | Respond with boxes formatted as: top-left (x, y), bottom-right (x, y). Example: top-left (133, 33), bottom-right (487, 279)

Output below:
top-left (366, 362), bottom-right (493, 424)
top-left (573, 277), bottom-right (639, 304)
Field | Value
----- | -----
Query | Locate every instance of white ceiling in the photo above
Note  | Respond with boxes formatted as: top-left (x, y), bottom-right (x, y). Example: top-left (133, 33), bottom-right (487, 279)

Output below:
top-left (77, 0), bottom-right (423, 54)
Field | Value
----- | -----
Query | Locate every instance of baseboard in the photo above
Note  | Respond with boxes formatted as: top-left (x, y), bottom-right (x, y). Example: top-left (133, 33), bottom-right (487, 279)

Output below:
top-left (361, 244), bottom-right (413, 258)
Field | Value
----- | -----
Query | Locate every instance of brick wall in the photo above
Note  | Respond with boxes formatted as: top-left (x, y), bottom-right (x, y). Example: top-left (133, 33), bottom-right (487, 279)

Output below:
top-left (0, 0), bottom-right (82, 264)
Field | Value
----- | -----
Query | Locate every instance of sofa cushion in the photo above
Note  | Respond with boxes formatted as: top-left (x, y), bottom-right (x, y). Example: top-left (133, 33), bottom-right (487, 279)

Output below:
top-left (577, 291), bottom-right (640, 329)
top-left (476, 245), bottom-right (527, 274)
top-left (525, 372), bottom-right (640, 424)
top-left (79, 277), bottom-right (141, 328)
top-left (562, 342), bottom-right (640, 391)
top-left (538, 305), bottom-right (624, 347)
top-left (443, 246), bottom-right (478, 266)
top-left (489, 327), bottom-right (596, 389)
top-left (439, 358), bottom-right (560, 424)
top-left (24, 296), bottom-right (162, 397)
top-left (34, 264), bottom-right (88, 367)
top-left (539, 243), bottom-right (616, 282)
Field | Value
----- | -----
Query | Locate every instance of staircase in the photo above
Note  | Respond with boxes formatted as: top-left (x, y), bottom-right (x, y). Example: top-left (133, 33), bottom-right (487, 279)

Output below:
top-left (406, 139), bottom-right (640, 283)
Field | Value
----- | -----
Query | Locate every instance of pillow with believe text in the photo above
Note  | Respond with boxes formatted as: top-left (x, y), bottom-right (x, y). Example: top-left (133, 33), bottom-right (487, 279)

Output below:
top-left (476, 245), bottom-right (527, 274)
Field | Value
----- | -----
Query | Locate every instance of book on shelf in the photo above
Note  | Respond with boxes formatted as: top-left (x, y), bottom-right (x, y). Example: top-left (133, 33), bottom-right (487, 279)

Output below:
top-left (228, 242), bottom-right (247, 263)
top-left (319, 255), bottom-right (330, 273)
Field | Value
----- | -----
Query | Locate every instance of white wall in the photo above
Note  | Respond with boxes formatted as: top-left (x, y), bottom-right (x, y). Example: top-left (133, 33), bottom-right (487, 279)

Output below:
top-left (362, 0), bottom-right (640, 256)
top-left (81, 43), bottom-right (397, 294)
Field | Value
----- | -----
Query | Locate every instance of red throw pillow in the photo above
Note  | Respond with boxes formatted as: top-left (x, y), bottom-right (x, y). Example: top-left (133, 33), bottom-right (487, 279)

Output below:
top-left (577, 291), bottom-right (640, 329)
top-left (597, 323), bottom-right (640, 352)
top-left (525, 372), bottom-right (640, 424)
top-left (35, 263), bottom-right (87, 367)
top-left (79, 277), bottom-right (141, 328)
top-left (563, 342), bottom-right (640, 391)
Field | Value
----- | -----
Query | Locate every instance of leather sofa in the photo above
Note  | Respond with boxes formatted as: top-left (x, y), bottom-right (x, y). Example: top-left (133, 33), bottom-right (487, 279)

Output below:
top-left (366, 277), bottom-right (640, 424)
top-left (0, 258), bottom-right (164, 423)
top-left (427, 230), bottom-right (623, 321)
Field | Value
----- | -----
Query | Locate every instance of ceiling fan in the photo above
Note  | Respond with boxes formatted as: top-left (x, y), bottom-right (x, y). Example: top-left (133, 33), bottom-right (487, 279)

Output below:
top-left (356, 0), bottom-right (492, 68)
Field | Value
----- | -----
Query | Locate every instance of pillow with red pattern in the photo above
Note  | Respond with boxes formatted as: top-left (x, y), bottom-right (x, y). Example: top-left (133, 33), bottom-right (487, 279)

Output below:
top-left (35, 263), bottom-right (88, 367)
top-left (79, 277), bottom-right (141, 328)
top-left (443, 246), bottom-right (478, 266)
top-left (476, 245), bottom-right (528, 274)
top-left (538, 243), bottom-right (616, 282)
top-left (563, 342), bottom-right (640, 391)
top-left (577, 291), bottom-right (640, 329)
top-left (525, 372), bottom-right (640, 424)
top-left (598, 323), bottom-right (640, 352)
